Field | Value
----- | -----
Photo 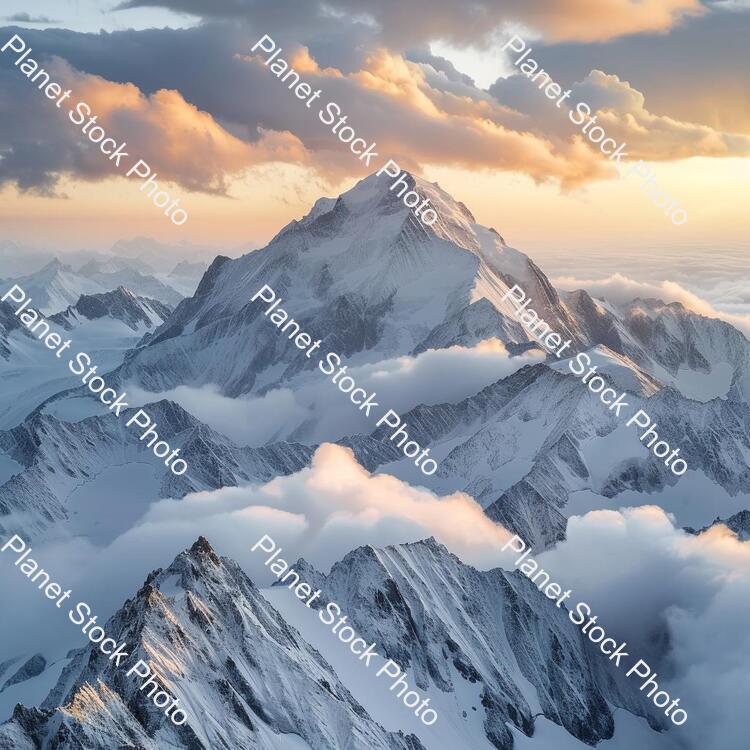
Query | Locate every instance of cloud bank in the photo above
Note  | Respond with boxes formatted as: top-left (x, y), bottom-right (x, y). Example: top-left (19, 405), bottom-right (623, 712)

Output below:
top-left (128, 339), bottom-right (544, 445)
top-left (115, 0), bottom-right (706, 45)
top-left (141, 443), bottom-right (513, 572)
top-left (3, 15), bottom-right (748, 195)
top-left (554, 271), bottom-right (750, 337)
top-left (0, 54), bottom-right (307, 195)
top-left (0, 443), bottom-right (512, 657)
top-left (538, 506), bottom-right (750, 750)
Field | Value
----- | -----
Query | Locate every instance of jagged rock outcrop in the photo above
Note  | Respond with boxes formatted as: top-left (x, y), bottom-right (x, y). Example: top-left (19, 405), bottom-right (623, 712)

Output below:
top-left (0, 538), bottom-right (425, 750)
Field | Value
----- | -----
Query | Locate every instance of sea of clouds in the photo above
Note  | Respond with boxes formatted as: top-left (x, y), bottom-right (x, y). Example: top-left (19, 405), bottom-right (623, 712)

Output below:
top-left (1, 445), bottom-right (748, 749)
top-left (128, 339), bottom-right (544, 445)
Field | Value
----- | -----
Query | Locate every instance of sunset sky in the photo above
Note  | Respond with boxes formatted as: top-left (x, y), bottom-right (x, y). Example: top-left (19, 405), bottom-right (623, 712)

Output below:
top-left (1, 0), bottom-right (748, 252)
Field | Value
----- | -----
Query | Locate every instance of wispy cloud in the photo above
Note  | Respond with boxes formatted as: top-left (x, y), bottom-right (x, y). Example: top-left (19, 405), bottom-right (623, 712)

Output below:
top-left (554, 271), bottom-right (750, 337)
top-left (4, 12), bottom-right (61, 23)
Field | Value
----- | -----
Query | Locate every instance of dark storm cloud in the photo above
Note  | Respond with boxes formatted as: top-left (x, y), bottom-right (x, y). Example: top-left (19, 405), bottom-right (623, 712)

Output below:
top-left (114, 0), bottom-right (706, 44)
top-left (4, 13), bottom-right (61, 23)
top-left (495, 9), bottom-right (750, 134)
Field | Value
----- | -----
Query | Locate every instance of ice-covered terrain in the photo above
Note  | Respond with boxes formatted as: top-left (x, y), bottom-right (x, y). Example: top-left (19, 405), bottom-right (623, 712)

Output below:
top-left (2, 257), bottom-right (183, 315)
top-left (0, 537), bottom-right (674, 750)
top-left (0, 172), bottom-right (747, 748)
top-left (0, 538), bottom-right (427, 749)
top-left (0, 400), bottom-right (314, 541)
top-left (0, 287), bottom-right (172, 429)
top-left (107, 173), bottom-right (750, 408)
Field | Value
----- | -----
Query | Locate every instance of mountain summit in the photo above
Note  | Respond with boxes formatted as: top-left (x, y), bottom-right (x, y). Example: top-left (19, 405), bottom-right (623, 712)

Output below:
top-left (114, 171), bottom-right (582, 396)
top-left (49, 287), bottom-right (172, 333)
top-left (110, 169), bottom-right (750, 408)
top-left (0, 538), bottom-right (424, 750)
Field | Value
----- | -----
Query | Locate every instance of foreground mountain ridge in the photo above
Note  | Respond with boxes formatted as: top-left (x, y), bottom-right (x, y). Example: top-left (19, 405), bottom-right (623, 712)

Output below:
top-left (0, 537), bottom-right (424, 750)
top-left (0, 537), bottom-right (666, 750)
top-left (273, 537), bottom-right (662, 749)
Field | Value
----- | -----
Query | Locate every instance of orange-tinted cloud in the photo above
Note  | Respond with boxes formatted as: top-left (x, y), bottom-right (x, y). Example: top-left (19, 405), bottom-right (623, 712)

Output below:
top-left (0, 54), bottom-right (310, 196)
top-left (512, 0), bottom-right (706, 42)
top-left (242, 46), bottom-right (610, 188)
top-left (242, 43), bottom-right (750, 189)
top-left (59, 60), bottom-right (309, 193)
top-left (570, 70), bottom-right (750, 161)
top-left (138, 442), bottom-right (514, 571)
top-left (4, 29), bottom-right (747, 198)
top-left (116, 0), bottom-right (707, 44)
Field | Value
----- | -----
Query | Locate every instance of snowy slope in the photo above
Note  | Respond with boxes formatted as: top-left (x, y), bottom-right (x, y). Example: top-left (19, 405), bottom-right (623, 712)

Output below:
top-left (0, 653), bottom-right (69, 723)
top-left (5, 259), bottom-right (106, 314)
top-left (0, 289), bottom-right (171, 430)
top-left (0, 537), bottom-right (672, 750)
top-left (343, 361), bottom-right (750, 543)
top-left (268, 538), bottom-right (660, 750)
top-left (77, 261), bottom-right (184, 307)
top-left (109, 173), bottom-right (589, 398)
top-left (0, 538), bottom-right (423, 750)
top-left (0, 400), bottom-right (313, 542)
top-left (3, 257), bottom-right (182, 315)
top-left (616, 297), bottom-right (750, 401)
top-left (163, 260), bottom-right (209, 296)
top-left (49, 286), bottom-right (172, 334)
top-left (97, 172), bottom-right (750, 414)
top-left (0, 301), bottom-right (25, 361)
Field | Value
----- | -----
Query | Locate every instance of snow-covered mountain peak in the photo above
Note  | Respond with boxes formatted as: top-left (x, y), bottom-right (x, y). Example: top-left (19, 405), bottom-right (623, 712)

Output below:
top-left (187, 534), bottom-right (220, 558)
top-left (626, 297), bottom-right (687, 318)
top-left (296, 195), bottom-right (338, 228)
top-left (101, 171), bottom-right (750, 409)
top-left (9, 259), bottom-right (105, 314)
top-left (7, 256), bottom-right (183, 314)
top-left (40, 257), bottom-right (68, 273)
top-left (296, 170), bottom-right (507, 260)
top-left (49, 286), bottom-right (172, 333)
top-left (78, 256), bottom-right (155, 276)
top-left (0, 538), bottom-right (425, 750)
top-left (143, 534), bottom-right (245, 604)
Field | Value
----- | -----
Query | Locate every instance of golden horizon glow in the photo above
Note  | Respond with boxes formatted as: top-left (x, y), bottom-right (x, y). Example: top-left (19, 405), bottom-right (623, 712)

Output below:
top-left (2, 156), bottom-right (747, 252)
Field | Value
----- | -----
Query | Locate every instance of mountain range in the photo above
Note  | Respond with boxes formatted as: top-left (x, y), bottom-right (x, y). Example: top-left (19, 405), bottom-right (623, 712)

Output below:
top-left (49, 287), bottom-right (173, 334)
top-left (0, 286), bottom-right (174, 430)
top-left (98, 172), bottom-right (750, 536)
top-left (109, 173), bottom-right (750, 406)
top-left (1, 258), bottom-right (183, 314)
top-left (0, 171), bottom-right (746, 748)
top-left (0, 536), bottom-right (670, 750)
